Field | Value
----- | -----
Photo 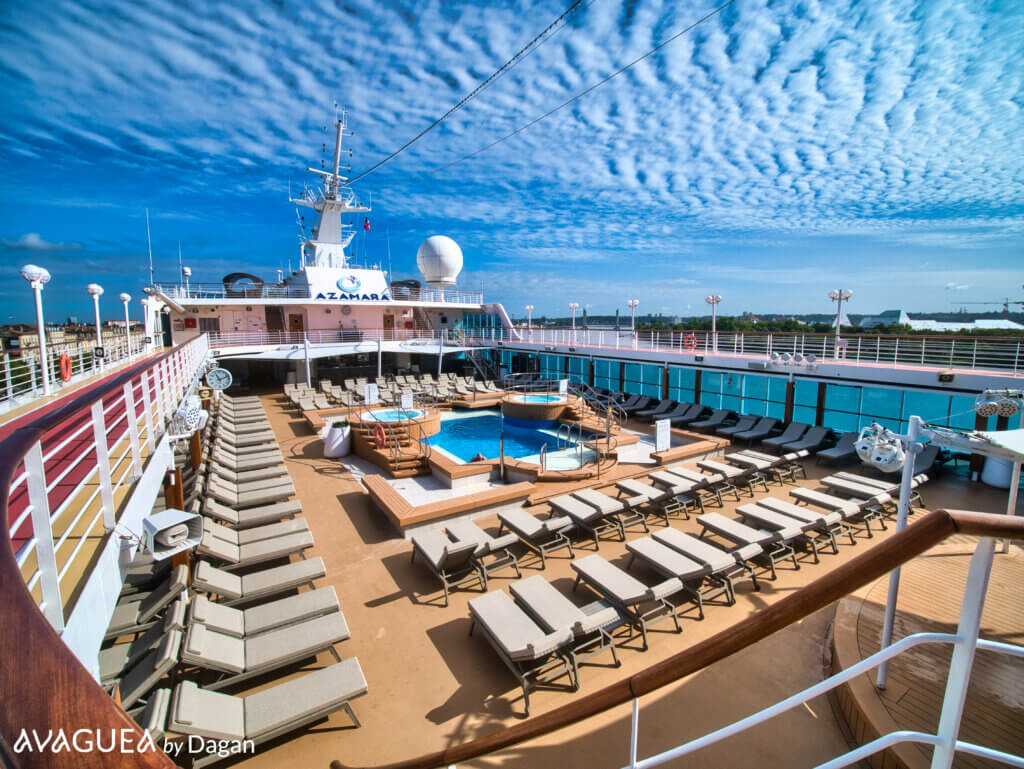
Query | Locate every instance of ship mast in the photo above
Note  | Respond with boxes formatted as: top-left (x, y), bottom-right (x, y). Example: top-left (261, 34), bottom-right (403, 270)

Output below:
top-left (290, 107), bottom-right (371, 269)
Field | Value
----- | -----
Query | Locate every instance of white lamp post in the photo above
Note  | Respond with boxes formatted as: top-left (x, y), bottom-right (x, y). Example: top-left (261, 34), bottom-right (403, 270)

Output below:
top-left (87, 283), bottom-right (104, 372)
top-left (119, 293), bottom-right (132, 359)
top-left (705, 295), bottom-right (722, 352)
top-left (627, 299), bottom-right (639, 331)
top-left (524, 305), bottom-right (534, 342)
top-left (828, 289), bottom-right (853, 359)
top-left (20, 264), bottom-right (52, 396)
top-left (568, 303), bottom-right (579, 343)
top-left (182, 266), bottom-right (192, 298)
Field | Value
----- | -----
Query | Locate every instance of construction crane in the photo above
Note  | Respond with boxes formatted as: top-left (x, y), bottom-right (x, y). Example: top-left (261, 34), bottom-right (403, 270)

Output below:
top-left (958, 298), bottom-right (1024, 316)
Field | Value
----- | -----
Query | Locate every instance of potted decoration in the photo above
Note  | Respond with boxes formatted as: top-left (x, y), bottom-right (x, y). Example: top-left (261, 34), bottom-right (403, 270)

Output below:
top-left (323, 419), bottom-right (351, 458)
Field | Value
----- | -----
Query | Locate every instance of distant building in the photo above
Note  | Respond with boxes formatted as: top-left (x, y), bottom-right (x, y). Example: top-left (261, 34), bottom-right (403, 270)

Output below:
top-left (907, 318), bottom-right (1024, 333)
top-left (858, 310), bottom-right (910, 329)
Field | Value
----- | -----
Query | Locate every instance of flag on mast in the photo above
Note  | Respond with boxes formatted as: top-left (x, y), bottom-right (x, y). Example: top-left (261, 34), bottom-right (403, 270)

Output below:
top-left (363, 217), bottom-right (371, 231)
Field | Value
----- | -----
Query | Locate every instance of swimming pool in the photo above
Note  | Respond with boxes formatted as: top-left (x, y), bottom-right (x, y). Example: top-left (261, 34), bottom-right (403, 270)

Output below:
top-left (426, 410), bottom-right (595, 466)
top-left (362, 408), bottom-right (425, 422)
top-left (511, 394), bottom-right (566, 404)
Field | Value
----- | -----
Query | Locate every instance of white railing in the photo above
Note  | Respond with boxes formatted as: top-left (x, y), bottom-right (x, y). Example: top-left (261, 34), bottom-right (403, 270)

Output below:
top-left (0, 332), bottom-right (150, 414)
top-left (7, 334), bottom-right (208, 631)
top-left (157, 281), bottom-right (484, 305)
top-left (469, 328), bottom-right (1024, 374)
top-left (208, 328), bottom-right (450, 348)
top-left (615, 537), bottom-right (1019, 769)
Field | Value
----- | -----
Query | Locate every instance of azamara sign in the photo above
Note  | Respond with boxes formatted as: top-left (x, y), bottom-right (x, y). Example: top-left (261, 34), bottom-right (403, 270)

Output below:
top-left (306, 267), bottom-right (391, 302)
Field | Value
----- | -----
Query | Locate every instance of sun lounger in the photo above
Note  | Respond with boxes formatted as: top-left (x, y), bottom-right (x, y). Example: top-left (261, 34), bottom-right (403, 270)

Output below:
top-left (196, 529), bottom-right (314, 570)
top-left (652, 528), bottom-right (759, 600)
top-left (207, 476), bottom-right (294, 509)
top-left (819, 477), bottom-right (895, 508)
top-left (736, 503), bottom-right (838, 563)
top-left (740, 448), bottom-right (809, 482)
top-left (204, 462), bottom-right (289, 484)
top-left (208, 471), bottom-right (295, 496)
top-left (99, 599), bottom-right (187, 684)
top-left (188, 588), bottom-right (340, 639)
top-left (509, 576), bottom-right (621, 686)
top-left (572, 487), bottom-right (648, 534)
top-left (446, 519), bottom-right (522, 584)
top-left (696, 512), bottom-right (800, 579)
top-left (570, 555), bottom-right (682, 650)
top-left (635, 399), bottom-right (677, 419)
top-left (151, 658), bottom-right (367, 767)
top-left (410, 530), bottom-right (483, 606)
top-left (620, 395), bottom-right (654, 414)
top-left (732, 417), bottom-right (780, 443)
top-left (650, 402), bottom-right (692, 423)
top-left (697, 459), bottom-right (768, 496)
top-left (548, 494), bottom-right (624, 547)
top-left (788, 488), bottom-right (886, 536)
top-left (214, 428), bottom-right (277, 447)
top-left (756, 497), bottom-right (855, 547)
top-left (614, 478), bottom-right (699, 524)
top-left (116, 629), bottom-right (183, 708)
top-left (192, 558), bottom-right (326, 606)
top-left (106, 565), bottom-right (189, 639)
top-left (625, 538), bottom-right (712, 617)
top-left (832, 472), bottom-right (927, 507)
top-left (202, 498), bottom-right (302, 529)
top-left (716, 414), bottom-right (758, 437)
top-left (782, 426), bottom-right (831, 454)
top-left (689, 409), bottom-right (735, 431)
top-left (468, 590), bottom-right (575, 716)
top-left (497, 508), bottom-right (574, 568)
top-left (668, 403), bottom-right (708, 426)
top-left (668, 466), bottom-right (740, 506)
top-left (203, 517), bottom-right (308, 545)
top-left (181, 612), bottom-right (349, 691)
top-left (761, 422), bottom-right (810, 450)
top-left (210, 448), bottom-right (284, 472)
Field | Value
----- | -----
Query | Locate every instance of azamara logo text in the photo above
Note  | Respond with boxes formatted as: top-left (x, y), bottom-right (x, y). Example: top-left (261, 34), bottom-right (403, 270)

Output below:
top-left (315, 291), bottom-right (391, 301)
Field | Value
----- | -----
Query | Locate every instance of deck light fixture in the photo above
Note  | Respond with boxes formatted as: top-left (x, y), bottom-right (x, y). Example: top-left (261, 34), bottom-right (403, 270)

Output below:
top-left (568, 303), bottom-right (579, 342)
top-left (828, 289), bottom-right (853, 359)
top-left (119, 293), bottom-right (132, 359)
top-left (704, 295), bottom-right (722, 352)
top-left (182, 266), bottom-right (192, 298)
top-left (20, 264), bottom-right (52, 396)
top-left (87, 283), bottom-right (105, 372)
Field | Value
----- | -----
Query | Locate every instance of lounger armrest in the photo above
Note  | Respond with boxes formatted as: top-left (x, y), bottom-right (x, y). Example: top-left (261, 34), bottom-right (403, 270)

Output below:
top-left (488, 533), bottom-right (519, 552)
top-left (647, 577), bottom-right (683, 601)
top-left (544, 515), bottom-right (573, 532)
top-left (507, 628), bottom-right (573, 662)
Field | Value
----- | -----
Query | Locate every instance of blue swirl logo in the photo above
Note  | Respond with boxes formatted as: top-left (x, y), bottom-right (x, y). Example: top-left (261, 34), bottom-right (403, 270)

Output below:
top-left (337, 275), bottom-right (361, 293)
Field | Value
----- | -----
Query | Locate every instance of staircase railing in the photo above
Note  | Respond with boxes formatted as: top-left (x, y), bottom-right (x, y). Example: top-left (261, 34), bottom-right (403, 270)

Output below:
top-left (332, 509), bottom-right (1024, 769)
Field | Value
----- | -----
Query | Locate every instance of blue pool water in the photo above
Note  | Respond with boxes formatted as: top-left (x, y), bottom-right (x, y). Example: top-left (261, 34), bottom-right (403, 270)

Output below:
top-left (426, 411), bottom-right (590, 462)
top-left (363, 408), bottom-right (424, 422)
top-left (516, 394), bottom-right (565, 404)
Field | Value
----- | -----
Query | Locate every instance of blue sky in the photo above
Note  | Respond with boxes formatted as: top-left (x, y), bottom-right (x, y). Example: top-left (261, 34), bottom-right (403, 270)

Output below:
top-left (1, 0), bottom-right (1022, 324)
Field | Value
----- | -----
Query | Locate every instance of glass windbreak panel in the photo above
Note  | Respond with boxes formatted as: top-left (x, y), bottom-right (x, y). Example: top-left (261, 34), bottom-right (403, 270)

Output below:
top-left (722, 394), bottom-right (741, 412)
top-left (902, 391), bottom-right (951, 425)
top-left (826, 385), bottom-right (860, 413)
top-left (744, 375), bottom-right (767, 401)
top-left (668, 367), bottom-right (696, 390)
top-left (794, 380), bottom-right (818, 407)
top-left (623, 363), bottom-right (644, 395)
top-left (722, 374), bottom-right (742, 399)
top-left (568, 357), bottom-right (587, 384)
top-left (862, 388), bottom-right (903, 424)
top-left (703, 372), bottom-right (722, 395)
top-left (765, 401), bottom-right (786, 420)
top-left (767, 377), bottom-right (789, 403)
top-left (743, 399), bottom-right (769, 417)
top-left (793, 405), bottom-right (817, 425)
top-left (823, 410), bottom-right (861, 433)
top-left (701, 389), bottom-right (722, 408)
top-left (540, 354), bottom-right (564, 380)
top-left (949, 395), bottom-right (978, 430)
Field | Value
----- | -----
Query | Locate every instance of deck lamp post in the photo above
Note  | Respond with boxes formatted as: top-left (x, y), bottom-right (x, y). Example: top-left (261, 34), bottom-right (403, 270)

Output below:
top-left (627, 299), bottom-right (639, 331)
top-left (568, 302), bottom-right (579, 344)
top-left (119, 293), bottom-right (132, 359)
top-left (829, 289), bottom-right (853, 359)
top-left (525, 305), bottom-right (534, 341)
top-left (20, 264), bottom-right (52, 396)
top-left (705, 295), bottom-right (722, 352)
top-left (182, 266), bottom-right (191, 298)
top-left (87, 283), bottom-right (105, 372)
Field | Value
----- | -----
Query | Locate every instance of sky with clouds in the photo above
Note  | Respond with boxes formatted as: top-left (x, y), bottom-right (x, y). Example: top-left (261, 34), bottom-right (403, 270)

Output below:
top-left (1, 0), bottom-right (1021, 324)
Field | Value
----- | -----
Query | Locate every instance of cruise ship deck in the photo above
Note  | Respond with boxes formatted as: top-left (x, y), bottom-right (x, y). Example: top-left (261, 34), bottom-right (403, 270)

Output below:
top-left (212, 389), bottom-right (1022, 769)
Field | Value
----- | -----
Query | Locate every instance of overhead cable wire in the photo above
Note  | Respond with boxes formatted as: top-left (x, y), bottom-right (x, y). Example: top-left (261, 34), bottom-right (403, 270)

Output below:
top-left (345, 0), bottom-right (590, 187)
top-left (420, 0), bottom-right (738, 179)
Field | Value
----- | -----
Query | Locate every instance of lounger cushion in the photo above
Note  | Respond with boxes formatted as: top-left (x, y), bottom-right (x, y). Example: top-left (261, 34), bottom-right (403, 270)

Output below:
top-left (242, 587), bottom-right (340, 636)
top-left (121, 629), bottom-right (182, 708)
top-left (244, 657), bottom-right (367, 740)
top-left (244, 613), bottom-right (349, 670)
top-left (171, 681), bottom-right (246, 741)
top-left (240, 558), bottom-right (325, 599)
top-left (183, 622), bottom-right (246, 674)
top-left (652, 529), bottom-right (738, 572)
top-left (139, 688), bottom-right (171, 744)
top-left (469, 590), bottom-right (572, 662)
top-left (193, 560), bottom-right (243, 599)
top-left (627, 538), bottom-right (707, 579)
top-left (108, 565), bottom-right (188, 632)
top-left (190, 595), bottom-right (246, 638)
top-left (572, 555), bottom-right (682, 604)
top-left (510, 576), bottom-right (618, 636)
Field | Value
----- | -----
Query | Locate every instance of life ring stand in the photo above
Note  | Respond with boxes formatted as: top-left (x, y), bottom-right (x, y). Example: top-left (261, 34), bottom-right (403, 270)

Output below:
top-left (59, 354), bottom-right (73, 382)
top-left (683, 333), bottom-right (698, 351)
top-left (374, 423), bottom-right (387, 449)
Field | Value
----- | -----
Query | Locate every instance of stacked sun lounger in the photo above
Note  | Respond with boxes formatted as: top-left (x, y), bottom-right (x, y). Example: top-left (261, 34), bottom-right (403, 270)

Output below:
top-left (101, 393), bottom-right (367, 766)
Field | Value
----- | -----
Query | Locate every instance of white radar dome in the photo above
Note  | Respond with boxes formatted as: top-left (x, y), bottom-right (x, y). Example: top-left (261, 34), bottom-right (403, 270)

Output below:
top-left (416, 235), bottom-right (463, 287)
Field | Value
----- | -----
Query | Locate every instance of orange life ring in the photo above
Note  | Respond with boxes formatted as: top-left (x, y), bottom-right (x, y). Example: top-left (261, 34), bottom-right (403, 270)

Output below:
top-left (59, 353), bottom-right (72, 382)
top-left (374, 423), bottom-right (386, 449)
top-left (683, 333), bottom-right (697, 351)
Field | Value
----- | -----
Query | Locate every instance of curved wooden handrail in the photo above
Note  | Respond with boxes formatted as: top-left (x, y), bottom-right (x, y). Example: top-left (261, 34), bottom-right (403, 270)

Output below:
top-left (333, 509), bottom-right (1024, 769)
top-left (0, 353), bottom-right (179, 768)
